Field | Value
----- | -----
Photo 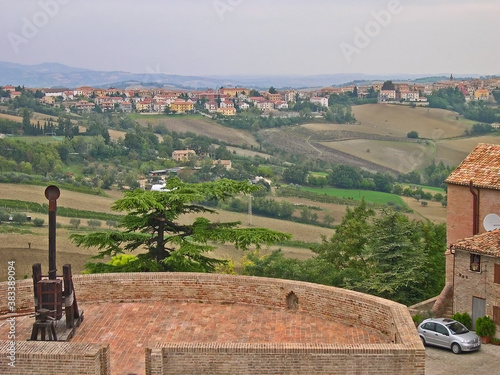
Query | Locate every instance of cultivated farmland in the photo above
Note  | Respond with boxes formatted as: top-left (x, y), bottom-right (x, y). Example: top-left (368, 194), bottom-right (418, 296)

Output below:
top-left (132, 114), bottom-right (258, 148)
top-left (435, 134), bottom-right (500, 166)
top-left (260, 104), bottom-right (495, 174)
top-left (350, 104), bottom-right (473, 138)
top-left (0, 184), bottom-right (335, 280)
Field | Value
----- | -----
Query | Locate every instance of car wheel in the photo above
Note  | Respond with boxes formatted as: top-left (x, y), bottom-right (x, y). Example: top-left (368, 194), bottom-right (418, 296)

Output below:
top-left (451, 343), bottom-right (462, 354)
top-left (420, 336), bottom-right (426, 347)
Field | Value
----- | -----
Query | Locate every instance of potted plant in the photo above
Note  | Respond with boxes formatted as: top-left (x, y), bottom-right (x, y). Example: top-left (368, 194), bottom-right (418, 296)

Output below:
top-left (475, 316), bottom-right (496, 344)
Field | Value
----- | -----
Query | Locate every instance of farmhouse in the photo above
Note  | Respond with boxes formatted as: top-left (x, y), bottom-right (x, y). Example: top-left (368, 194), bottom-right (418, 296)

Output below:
top-left (433, 143), bottom-right (500, 332)
top-left (172, 149), bottom-right (196, 161)
top-left (213, 159), bottom-right (232, 170)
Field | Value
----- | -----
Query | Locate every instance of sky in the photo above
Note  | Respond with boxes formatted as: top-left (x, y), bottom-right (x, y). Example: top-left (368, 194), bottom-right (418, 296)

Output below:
top-left (1, 0), bottom-right (499, 77)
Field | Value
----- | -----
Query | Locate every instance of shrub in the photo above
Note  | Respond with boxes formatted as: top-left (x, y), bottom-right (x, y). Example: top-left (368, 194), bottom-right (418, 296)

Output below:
top-left (433, 193), bottom-right (444, 202)
top-left (70, 218), bottom-right (81, 229)
top-left (106, 220), bottom-right (118, 228)
top-left (407, 130), bottom-right (419, 139)
top-left (11, 212), bottom-right (27, 224)
top-left (83, 254), bottom-right (163, 274)
top-left (452, 312), bottom-right (472, 330)
top-left (32, 218), bottom-right (44, 227)
top-left (476, 316), bottom-right (496, 337)
top-left (0, 211), bottom-right (9, 223)
top-left (87, 219), bottom-right (102, 229)
top-left (412, 314), bottom-right (424, 326)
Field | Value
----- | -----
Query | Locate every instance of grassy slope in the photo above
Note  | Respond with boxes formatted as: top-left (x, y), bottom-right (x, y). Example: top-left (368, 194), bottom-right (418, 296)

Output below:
top-left (132, 114), bottom-right (258, 148)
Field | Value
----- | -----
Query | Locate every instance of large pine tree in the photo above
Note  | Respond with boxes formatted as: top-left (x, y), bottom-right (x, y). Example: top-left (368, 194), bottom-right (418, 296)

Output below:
top-left (71, 177), bottom-right (290, 273)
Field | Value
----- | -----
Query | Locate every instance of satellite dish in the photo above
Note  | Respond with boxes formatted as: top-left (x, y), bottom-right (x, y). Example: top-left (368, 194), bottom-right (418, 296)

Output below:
top-left (483, 213), bottom-right (500, 231)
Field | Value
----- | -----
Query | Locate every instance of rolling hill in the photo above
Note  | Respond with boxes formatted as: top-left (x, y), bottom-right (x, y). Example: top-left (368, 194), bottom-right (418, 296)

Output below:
top-left (258, 104), bottom-right (498, 174)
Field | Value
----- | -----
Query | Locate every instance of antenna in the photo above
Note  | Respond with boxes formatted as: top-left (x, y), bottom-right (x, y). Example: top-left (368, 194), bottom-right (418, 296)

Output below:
top-left (483, 213), bottom-right (500, 231)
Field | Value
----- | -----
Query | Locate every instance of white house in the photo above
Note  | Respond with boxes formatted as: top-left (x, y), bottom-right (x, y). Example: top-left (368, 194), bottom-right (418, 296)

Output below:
top-left (310, 96), bottom-right (329, 107)
top-left (238, 102), bottom-right (250, 110)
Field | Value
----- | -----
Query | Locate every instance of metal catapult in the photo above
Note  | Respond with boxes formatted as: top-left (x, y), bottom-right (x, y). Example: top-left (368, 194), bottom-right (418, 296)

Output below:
top-left (30, 185), bottom-right (84, 341)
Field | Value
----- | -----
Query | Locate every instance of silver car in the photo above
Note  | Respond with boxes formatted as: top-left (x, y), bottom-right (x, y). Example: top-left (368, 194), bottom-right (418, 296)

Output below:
top-left (417, 318), bottom-right (481, 354)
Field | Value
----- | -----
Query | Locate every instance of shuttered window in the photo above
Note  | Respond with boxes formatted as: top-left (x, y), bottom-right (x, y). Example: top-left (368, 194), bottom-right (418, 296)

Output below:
top-left (493, 306), bottom-right (500, 325)
top-left (494, 264), bottom-right (500, 284)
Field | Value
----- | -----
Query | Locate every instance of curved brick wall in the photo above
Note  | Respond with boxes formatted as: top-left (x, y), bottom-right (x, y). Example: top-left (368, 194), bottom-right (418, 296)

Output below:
top-left (1, 273), bottom-right (424, 375)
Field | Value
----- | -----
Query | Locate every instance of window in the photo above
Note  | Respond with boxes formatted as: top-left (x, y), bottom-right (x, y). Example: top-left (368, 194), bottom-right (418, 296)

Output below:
top-left (422, 322), bottom-right (435, 331)
top-left (495, 264), bottom-right (500, 284)
top-left (470, 254), bottom-right (481, 272)
top-left (435, 323), bottom-right (449, 336)
top-left (494, 306), bottom-right (500, 325)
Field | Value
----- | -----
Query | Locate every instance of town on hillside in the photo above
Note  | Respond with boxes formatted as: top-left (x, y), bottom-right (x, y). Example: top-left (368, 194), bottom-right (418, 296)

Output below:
top-left (1, 75), bottom-right (499, 117)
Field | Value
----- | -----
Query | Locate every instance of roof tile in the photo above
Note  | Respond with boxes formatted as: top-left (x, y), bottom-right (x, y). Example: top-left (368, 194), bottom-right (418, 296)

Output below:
top-left (445, 143), bottom-right (500, 189)
top-left (450, 228), bottom-right (500, 257)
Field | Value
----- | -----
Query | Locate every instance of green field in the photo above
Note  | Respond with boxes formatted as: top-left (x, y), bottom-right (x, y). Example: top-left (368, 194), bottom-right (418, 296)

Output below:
top-left (401, 184), bottom-right (446, 194)
top-left (309, 171), bottom-right (328, 177)
top-left (301, 186), bottom-right (406, 206)
top-left (7, 135), bottom-right (63, 143)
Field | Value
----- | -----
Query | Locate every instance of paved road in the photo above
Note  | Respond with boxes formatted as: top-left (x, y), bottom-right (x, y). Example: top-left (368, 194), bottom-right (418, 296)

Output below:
top-left (425, 343), bottom-right (499, 374)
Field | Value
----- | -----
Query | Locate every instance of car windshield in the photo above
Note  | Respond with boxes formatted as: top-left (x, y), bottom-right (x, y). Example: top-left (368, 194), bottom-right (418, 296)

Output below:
top-left (447, 321), bottom-right (469, 334)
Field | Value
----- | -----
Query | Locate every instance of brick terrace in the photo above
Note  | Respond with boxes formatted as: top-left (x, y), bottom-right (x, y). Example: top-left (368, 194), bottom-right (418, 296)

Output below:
top-left (1, 301), bottom-right (389, 375)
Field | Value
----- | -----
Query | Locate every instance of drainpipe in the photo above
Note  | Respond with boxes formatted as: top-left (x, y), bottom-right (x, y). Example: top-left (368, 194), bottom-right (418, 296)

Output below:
top-left (449, 243), bottom-right (456, 315)
top-left (469, 180), bottom-right (479, 235)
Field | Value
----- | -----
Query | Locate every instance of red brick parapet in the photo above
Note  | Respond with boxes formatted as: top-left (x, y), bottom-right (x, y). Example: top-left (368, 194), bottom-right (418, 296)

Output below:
top-left (0, 273), bottom-right (424, 375)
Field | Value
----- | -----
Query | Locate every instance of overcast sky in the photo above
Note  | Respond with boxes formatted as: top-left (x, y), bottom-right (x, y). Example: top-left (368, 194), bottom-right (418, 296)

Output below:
top-left (1, 0), bottom-right (499, 77)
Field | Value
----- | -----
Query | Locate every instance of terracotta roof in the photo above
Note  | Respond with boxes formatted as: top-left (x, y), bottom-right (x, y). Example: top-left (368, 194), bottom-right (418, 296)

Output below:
top-left (445, 143), bottom-right (500, 190)
top-left (450, 228), bottom-right (500, 257)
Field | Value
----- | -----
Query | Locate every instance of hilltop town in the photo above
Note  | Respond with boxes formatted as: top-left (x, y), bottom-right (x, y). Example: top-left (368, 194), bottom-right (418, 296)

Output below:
top-left (1, 75), bottom-right (499, 117)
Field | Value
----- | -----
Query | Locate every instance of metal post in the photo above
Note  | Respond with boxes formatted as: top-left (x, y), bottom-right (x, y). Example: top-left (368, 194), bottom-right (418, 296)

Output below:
top-left (45, 185), bottom-right (60, 280)
top-left (32, 263), bottom-right (42, 312)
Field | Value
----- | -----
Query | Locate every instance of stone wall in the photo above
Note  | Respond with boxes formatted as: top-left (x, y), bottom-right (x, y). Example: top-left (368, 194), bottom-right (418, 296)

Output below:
top-left (453, 249), bottom-right (500, 330)
top-left (0, 273), bottom-right (424, 375)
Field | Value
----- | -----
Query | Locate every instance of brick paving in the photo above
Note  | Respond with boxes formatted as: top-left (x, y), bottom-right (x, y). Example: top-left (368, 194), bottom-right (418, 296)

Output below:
top-left (1, 301), bottom-right (390, 375)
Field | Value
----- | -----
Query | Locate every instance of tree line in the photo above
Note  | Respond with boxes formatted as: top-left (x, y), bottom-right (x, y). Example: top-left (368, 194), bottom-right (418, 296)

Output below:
top-left (241, 200), bottom-right (445, 306)
top-left (427, 87), bottom-right (500, 124)
top-left (283, 160), bottom-right (452, 192)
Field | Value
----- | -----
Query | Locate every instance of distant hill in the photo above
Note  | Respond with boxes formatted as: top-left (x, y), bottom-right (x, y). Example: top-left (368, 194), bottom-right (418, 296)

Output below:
top-left (0, 61), bottom-right (483, 90)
